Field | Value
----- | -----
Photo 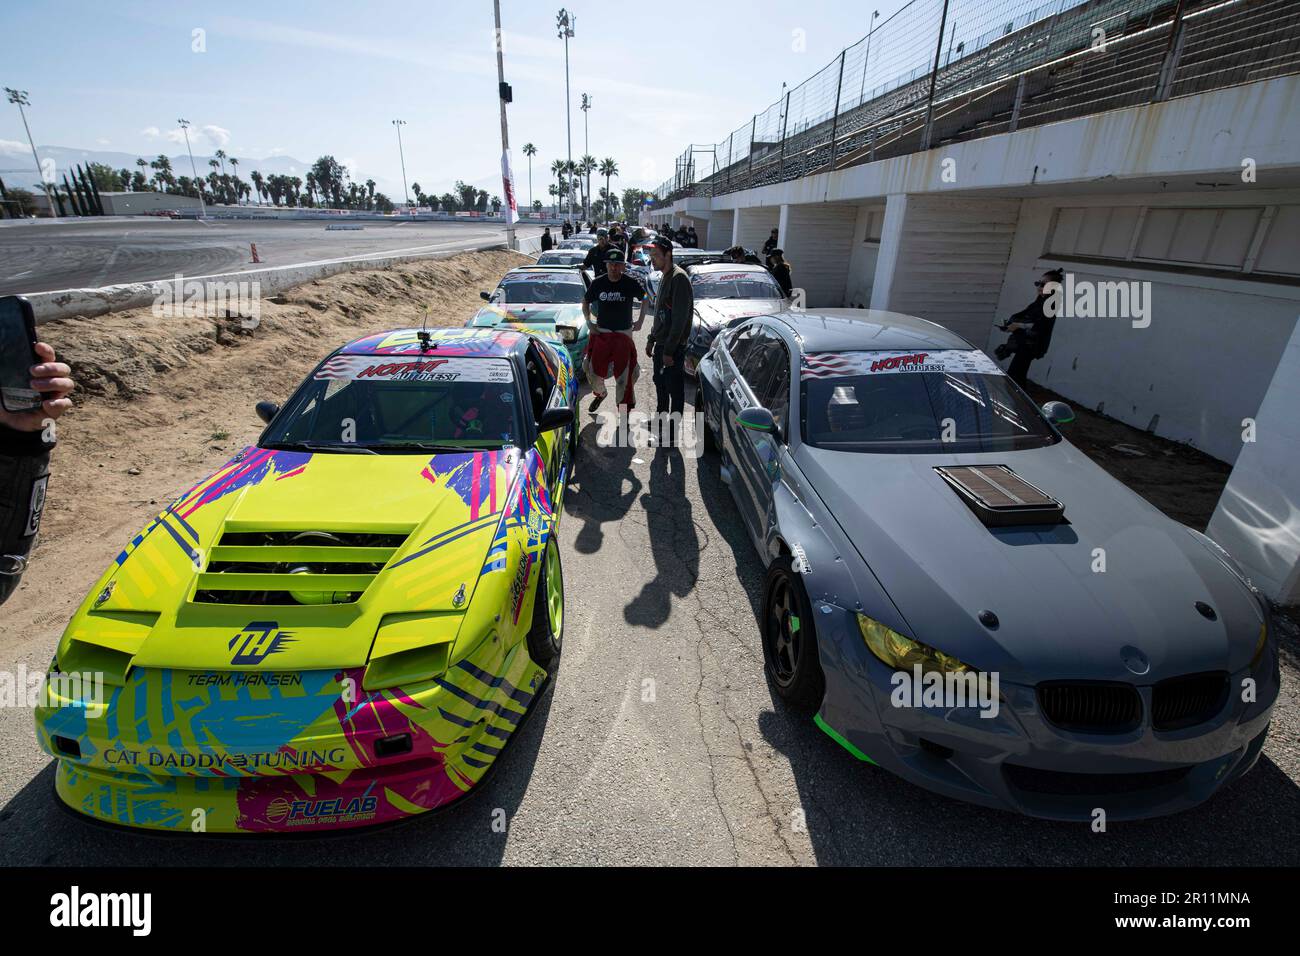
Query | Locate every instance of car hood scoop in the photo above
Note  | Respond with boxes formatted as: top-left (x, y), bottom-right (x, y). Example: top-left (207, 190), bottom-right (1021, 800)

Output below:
top-left (935, 465), bottom-right (1064, 527)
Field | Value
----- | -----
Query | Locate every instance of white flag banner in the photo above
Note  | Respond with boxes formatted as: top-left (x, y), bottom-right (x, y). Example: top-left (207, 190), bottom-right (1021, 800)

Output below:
top-left (501, 150), bottom-right (519, 224)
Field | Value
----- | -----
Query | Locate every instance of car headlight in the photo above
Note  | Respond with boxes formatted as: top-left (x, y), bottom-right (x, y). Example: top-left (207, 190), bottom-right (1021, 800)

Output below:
top-left (1252, 618), bottom-right (1269, 669)
top-left (557, 325), bottom-right (577, 343)
top-left (857, 613), bottom-right (973, 675)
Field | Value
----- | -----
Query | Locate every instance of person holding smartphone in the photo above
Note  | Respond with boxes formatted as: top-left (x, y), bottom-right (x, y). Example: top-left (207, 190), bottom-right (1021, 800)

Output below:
top-left (1, 296), bottom-right (75, 605)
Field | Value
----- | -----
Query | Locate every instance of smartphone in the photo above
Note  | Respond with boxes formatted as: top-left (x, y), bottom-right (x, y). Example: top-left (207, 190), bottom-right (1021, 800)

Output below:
top-left (0, 296), bottom-right (42, 414)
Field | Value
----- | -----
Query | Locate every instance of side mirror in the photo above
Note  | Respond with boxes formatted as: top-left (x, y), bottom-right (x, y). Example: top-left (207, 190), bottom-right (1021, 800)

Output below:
top-left (479, 290), bottom-right (491, 301)
top-left (735, 406), bottom-right (777, 434)
top-left (1041, 400), bottom-right (1075, 426)
top-left (256, 400), bottom-right (280, 424)
top-left (538, 406), bottom-right (574, 432)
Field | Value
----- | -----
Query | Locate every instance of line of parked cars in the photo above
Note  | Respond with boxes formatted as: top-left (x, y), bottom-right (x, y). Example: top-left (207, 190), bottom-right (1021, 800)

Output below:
top-left (29, 227), bottom-right (1279, 834)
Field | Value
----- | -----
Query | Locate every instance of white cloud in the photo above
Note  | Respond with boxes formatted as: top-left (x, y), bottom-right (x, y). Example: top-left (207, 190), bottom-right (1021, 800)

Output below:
top-left (141, 126), bottom-right (160, 138)
top-left (0, 138), bottom-right (29, 155)
top-left (96, 138), bottom-right (111, 146)
top-left (200, 125), bottom-right (231, 148)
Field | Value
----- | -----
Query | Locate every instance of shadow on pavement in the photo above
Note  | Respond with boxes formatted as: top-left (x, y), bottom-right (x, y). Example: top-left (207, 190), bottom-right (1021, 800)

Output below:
top-left (565, 420), bottom-right (642, 556)
top-left (625, 447), bottom-right (701, 628)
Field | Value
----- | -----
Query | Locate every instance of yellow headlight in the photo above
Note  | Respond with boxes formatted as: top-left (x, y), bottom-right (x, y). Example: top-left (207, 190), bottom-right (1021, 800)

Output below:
top-left (856, 613), bottom-right (972, 675)
top-left (1251, 618), bottom-right (1269, 668)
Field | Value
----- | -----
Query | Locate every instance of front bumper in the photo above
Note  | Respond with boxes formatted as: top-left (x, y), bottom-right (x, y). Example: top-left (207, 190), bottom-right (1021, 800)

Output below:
top-left (815, 605), bottom-right (1280, 821)
top-left (36, 650), bottom-right (545, 833)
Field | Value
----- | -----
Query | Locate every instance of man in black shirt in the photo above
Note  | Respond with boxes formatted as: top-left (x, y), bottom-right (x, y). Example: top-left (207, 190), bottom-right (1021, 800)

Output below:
top-left (996, 268), bottom-right (1062, 387)
top-left (763, 228), bottom-right (779, 257)
top-left (769, 248), bottom-right (793, 297)
top-left (581, 249), bottom-right (646, 411)
top-left (582, 228), bottom-right (613, 278)
top-left (540, 227), bottom-right (554, 252)
top-left (561, 220), bottom-right (572, 239)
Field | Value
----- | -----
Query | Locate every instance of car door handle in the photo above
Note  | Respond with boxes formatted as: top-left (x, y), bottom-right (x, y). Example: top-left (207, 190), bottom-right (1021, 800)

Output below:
top-left (726, 383), bottom-right (746, 408)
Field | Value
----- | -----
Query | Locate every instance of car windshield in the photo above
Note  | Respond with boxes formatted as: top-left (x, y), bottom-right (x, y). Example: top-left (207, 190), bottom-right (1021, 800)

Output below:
top-left (498, 274), bottom-right (584, 304)
top-left (693, 271), bottom-right (783, 300)
top-left (537, 252), bottom-right (584, 266)
top-left (263, 355), bottom-right (522, 451)
top-left (558, 239), bottom-right (592, 250)
top-left (800, 350), bottom-right (1058, 453)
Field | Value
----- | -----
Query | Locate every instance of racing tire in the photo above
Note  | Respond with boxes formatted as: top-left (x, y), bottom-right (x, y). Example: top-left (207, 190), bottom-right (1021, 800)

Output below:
top-left (526, 536), bottom-right (564, 672)
top-left (761, 556), bottom-right (825, 708)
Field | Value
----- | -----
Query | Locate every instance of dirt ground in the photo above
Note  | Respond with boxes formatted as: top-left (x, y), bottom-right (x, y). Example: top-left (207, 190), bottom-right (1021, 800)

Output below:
top-left (1, 249), bottom-right (530, 637)
top-left (1023, 382), bottom-right (1231, 531)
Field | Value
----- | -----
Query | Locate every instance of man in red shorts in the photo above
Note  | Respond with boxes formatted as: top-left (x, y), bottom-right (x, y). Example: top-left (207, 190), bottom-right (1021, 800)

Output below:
top-left (581, 248), bottom-right (647, 413)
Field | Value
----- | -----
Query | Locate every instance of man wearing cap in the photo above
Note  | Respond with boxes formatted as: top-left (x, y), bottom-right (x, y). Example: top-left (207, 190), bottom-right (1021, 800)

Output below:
top-left (581, 247), bottom-right (646, 413)
top-left (646, 235), bottom-right (693, 445)
top-left (582, 228), bottom-right (613, 278)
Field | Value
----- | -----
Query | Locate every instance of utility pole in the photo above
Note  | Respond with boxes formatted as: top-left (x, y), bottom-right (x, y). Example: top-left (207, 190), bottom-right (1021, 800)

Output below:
top-left (580, 92), bottom-right (591, 221)
top-left (392, 119), bottom-right (410, 211)
top-left (5, 89), bottom-right (57, 218)
top-left (176, 118), bottom-right (206, 218)
top-left (557, 9), bottom-right (576, 225)
top-left (493, 0), bottom-right (516, 249)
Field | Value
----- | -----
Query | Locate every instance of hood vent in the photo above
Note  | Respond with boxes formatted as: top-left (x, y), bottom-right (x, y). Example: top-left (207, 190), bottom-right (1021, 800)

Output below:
top-left (193, 528), bottom-right (412, 606)
top-left (935, 465), bottom-right (1064, 527)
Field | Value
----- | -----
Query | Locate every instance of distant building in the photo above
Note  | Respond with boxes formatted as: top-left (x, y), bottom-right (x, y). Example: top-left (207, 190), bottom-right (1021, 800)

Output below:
top-left (98, 191), bottom-right (203, 215)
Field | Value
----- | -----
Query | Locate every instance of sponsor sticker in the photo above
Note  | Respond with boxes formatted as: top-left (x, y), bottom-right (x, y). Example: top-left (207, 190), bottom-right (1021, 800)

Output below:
top-left (24, 473), bottom-right (48, 537)
top-left (316, 356), bottom-right (514, 384)
top-left (801, 349), bottom-right (1004, 380)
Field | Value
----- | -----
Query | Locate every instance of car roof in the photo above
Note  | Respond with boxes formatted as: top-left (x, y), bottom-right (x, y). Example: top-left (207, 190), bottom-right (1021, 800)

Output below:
top-left (759, 309), bottom-right (976, 351)
top-left (338, 327), bottom-right (531, 357)
top-left (503, 265), bottom-right (583, 277)
top-left (689, 262), bottom-right (771, 274)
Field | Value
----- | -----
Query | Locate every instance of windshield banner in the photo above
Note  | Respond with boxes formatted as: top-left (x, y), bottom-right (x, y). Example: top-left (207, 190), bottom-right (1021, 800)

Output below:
top-left (315, 355), bottom-right (514, 383)
top-left (801, 349), bottom-right (1004, 380)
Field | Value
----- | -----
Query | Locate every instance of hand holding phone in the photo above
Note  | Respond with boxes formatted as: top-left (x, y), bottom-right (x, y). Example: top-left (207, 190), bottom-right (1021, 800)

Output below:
top-left (0, 297), bottom-right (74, 433)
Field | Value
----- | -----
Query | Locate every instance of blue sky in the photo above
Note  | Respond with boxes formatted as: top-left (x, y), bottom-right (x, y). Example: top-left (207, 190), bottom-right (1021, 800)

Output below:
top-left (1, 0), bottom-right (913, 200)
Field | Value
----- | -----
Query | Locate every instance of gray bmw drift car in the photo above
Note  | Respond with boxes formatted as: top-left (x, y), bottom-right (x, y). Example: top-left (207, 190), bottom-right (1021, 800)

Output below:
top-left (697, 308), bottom-right (1278, 821)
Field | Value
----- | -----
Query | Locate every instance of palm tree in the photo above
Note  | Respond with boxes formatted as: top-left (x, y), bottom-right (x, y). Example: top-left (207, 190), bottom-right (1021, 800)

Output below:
top-left (214, 149), bottom-right (227, 177)
top-left (250, 170), bottom-right (264, 205)
top-left (228, 157), bottom-right (239, 200)
top-left (579, 155), bottom-right (596, 221)
top-left (521, 143), bottom-right (537, 215)
top-left (305, 172), bottom-right (317, 207)
top-left (599, 158), bottom-right (618, 224)
top-left (490, 195), bottom-right (502, 215)
top-left (549, 159), bottom-right (567, 219)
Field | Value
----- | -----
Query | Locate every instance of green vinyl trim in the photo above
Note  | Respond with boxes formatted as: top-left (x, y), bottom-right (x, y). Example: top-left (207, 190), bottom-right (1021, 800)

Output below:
top-left (814, 713), bottom-right (877, 764)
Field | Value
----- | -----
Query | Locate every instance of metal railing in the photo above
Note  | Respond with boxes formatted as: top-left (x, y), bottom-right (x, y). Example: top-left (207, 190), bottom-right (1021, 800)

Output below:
top-left (650, 0), bottom-right (1300, 207)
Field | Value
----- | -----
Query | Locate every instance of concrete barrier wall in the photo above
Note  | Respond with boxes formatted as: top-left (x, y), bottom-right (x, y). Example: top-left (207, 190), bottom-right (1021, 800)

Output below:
top-left (28, 239), bottom-right (509, 324)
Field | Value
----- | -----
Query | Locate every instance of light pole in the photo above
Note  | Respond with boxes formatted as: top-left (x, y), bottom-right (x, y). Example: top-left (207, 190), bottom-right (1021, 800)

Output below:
top-left (5, 88), bottom-right (57, 218)
top-left (176, 118), bottom-right (206, 218)
top-left (557, 9), bottom-right (575, 225)
top-left (858, 11), bottom-right (881, 106)
top-left (392, 119), bottom-right (410, 211)
top-left (580, 92), bottom-right (591, 221)
top-left (492, 0), bottom-right (516, 250)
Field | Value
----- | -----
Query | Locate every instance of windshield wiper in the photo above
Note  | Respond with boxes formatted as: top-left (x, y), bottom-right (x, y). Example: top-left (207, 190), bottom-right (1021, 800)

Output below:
top-left (262, 441), bottom-right (379, 454)
top-left (369, 442), bottom-right (509, 453)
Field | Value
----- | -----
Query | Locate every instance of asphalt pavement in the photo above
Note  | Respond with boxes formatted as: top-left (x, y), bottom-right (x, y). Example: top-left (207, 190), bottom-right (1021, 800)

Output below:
top-left (1, 320), bottom-right (1296, 866)
top-left (0, 219), bottom-right (539, 296)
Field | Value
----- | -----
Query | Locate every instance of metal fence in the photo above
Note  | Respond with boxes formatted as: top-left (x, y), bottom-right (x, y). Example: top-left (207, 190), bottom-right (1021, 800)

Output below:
top-left (651, 0), bottom-right (1300, 205)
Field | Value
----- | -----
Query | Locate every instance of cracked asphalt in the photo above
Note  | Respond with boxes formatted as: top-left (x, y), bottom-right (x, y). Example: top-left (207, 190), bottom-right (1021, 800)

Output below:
top-left (1, 322), bottom-right (1297, 866)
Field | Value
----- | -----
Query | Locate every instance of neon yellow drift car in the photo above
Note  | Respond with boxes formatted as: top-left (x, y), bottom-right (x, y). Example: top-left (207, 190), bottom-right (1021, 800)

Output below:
top-left (35, 327), bottom-right (577, 833)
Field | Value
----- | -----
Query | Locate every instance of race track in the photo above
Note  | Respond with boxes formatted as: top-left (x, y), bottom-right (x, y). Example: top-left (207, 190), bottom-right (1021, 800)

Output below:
top-left (0, 219), bottom-right (540, 296)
